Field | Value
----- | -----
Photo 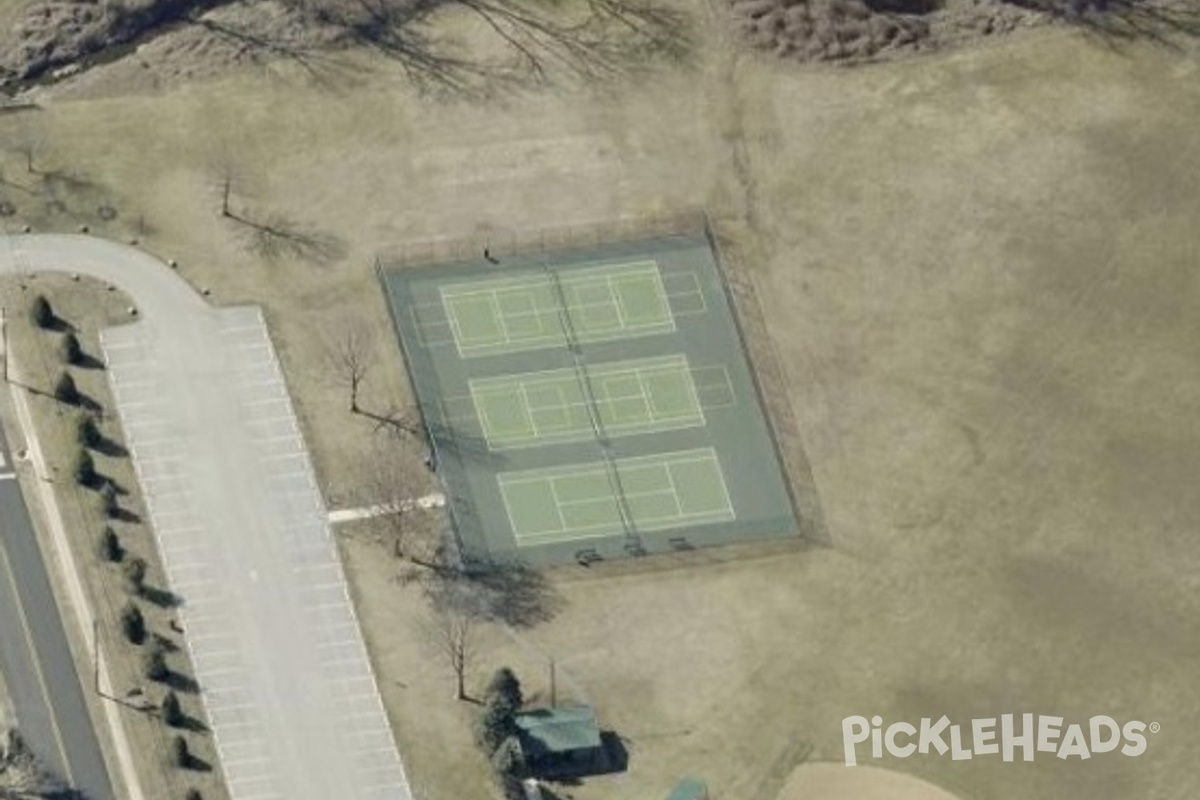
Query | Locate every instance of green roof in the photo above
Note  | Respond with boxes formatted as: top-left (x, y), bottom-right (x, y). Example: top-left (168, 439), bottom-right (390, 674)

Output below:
top-left (515, 706), bottom-right (602, 757)
top-left (664, 777), bottom-right (708, 800)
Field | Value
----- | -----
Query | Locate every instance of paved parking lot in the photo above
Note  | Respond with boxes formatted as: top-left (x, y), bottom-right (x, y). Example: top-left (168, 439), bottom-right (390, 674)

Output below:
top-left (103, 306), bottom-right (409, 800)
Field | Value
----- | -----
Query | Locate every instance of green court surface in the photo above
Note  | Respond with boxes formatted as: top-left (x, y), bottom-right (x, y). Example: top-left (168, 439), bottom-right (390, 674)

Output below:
top-left (440, 262), bottom-right (674, 358)
top-left (380, 232), bottom-right (802, 565)
top-left (470, 355), bottom-right (705, 448)
top-left (498, 449), bottom-right (735, 545)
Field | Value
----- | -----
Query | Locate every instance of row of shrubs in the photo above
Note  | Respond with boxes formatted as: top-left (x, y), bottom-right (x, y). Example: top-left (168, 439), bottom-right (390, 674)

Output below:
top-left (33, 294), bottom-right (207, 798)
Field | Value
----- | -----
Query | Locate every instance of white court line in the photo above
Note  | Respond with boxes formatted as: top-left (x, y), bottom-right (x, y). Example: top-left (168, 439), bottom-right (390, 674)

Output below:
top-left (444, 262), bottom-right (672, 357)
top-left (471, 353), bottom-right (689, 390)
top-left (487, 292), bottom-right (514, 346)
top-left (667, 453), bottom-right (736, 519)
top-left (545, 480), bottom-right (570, 532)
top-left (439, 261), bottom-right (659, 303)
top-left (662, 461), bottom-right (686, 518)
top-left (516, 383), bottom-right (541, 438)
top-left (499, 447), bottom-right (721, 486)
top-left (605, 274), bottom-right (630, 329)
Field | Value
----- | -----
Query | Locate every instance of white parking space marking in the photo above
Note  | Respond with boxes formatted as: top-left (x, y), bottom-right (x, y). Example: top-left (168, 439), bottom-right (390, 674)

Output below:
top-left (104, 307), bottom-right (411, 800)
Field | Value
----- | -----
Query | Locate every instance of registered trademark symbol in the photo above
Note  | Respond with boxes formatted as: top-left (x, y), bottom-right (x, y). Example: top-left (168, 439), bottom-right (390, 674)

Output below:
top-left (1149, 722), bottom-right (1161, 733)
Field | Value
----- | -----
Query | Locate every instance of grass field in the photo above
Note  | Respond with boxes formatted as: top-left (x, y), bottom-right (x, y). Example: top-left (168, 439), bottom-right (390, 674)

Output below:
top-left (0, 7), bottom-right (1196, 800)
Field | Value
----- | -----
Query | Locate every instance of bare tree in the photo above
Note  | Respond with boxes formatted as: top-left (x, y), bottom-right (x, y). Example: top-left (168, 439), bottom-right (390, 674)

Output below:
top-left (422, 602), bottom-right (477, 701)
top-left (11, 121), bottom-right (46, 175)
top-left (360, 435), bottom-right (442, 567)
top-left (322, 320), bottom-right (377, 414)
top-left (202, 132), bottom-right (253, 220)
top-left (209, 155), bottom-right (243, 219)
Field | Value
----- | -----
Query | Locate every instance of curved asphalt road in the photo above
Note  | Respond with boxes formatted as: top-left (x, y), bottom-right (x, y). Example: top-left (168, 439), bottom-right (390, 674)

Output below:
top-left (0, 234), bottom-right (411, 800)
top-left (0, 424), bottom-right (115, 800)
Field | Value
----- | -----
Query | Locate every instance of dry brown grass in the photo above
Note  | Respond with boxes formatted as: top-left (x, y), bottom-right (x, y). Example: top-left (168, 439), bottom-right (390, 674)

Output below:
top-left (0, 275), bottom-right (229, 800)
top-left (0, 11), bottom-right (1195, 800)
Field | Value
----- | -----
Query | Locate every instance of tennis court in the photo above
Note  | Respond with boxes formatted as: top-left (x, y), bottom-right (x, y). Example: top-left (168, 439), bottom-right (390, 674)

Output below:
top-left (470, 355), bottom-right (705, 448)
top-left (440, 261), bottom-right (675, 358)
top-left (380, 232), bottom-right (800, 565)
top-left (498, 449), bottom-right (735, 545)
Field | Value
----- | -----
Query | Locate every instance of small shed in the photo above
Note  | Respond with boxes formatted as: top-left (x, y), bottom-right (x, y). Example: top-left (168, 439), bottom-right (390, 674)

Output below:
top-left (515, 705), bottom-right (605, 774)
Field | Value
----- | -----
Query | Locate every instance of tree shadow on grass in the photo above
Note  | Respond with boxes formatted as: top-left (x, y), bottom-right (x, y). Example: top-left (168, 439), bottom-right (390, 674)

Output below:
top-left (164, 669), bottom-right (201, 695)
top-left (109, 507), bottom-right (142, 524)
top-left (39, 315), bottom-right (75, 334)
top-left (181, 752), bottom-right (213, 773)
top-left (151, 632), bottom-right (180, 653)
top-left (181, 0), bottom-right (694, 99)
top-left (60, 391), bottom-right (102, 415)
top-left (144, 584), bottom-right (182, 608)
top-left (74, 352), bottom-right (107, 371)
top-left (426, 559), bottom-right (565, 628)
top-left (179, 713), bottom-right (209, 734)
top-left (351, 0), bottom-right (694, 97)
top-left (92, 436), bottom-right (129, 458)
top-left (226, 210), bottom-right (348, 267)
